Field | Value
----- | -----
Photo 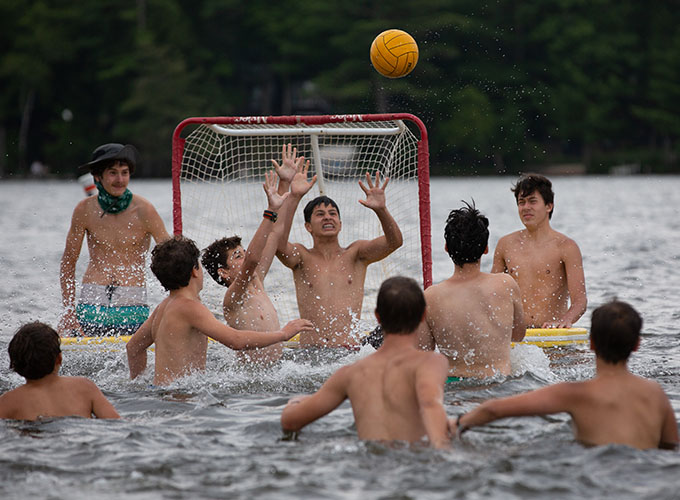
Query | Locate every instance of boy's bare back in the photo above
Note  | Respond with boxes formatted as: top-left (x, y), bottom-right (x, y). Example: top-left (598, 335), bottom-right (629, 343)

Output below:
top-left (563, 371), bottom-right (676, 449)
top-left (0, 375), bottom-right (119, 420)
top-left (147, 295), bottom-right (210, 385)
top-left (341, 342), bottom-right (449, 443)
top-left (421, 272), bottom-right (523, 377)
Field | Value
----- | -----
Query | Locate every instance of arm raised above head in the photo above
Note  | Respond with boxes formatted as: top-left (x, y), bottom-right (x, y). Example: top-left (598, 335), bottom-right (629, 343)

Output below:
top-left (275, 159), bottom-right (316, 269)
top-left (355, 172), bottom-right (403, 263)
top-left (281, 366), bottom-right (350, 432)
top-left (224, 171), bottom-right (289, 308)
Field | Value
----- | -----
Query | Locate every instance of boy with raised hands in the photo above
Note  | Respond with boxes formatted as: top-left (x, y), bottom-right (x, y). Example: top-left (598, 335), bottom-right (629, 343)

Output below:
top-left (201, 145), bottom-right (317, 364)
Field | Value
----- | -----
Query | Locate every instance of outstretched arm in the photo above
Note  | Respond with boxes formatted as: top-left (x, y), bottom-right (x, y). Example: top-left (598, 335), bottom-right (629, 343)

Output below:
top-left (355, 172), bottom-right (403, 263)
top-left (281, 367), bottom-right (350, 432)
top-left (224, 171), bottom-right (289, 309)
top-left (59, 204), bottom-right (87, 336)
top-left (452, 383), bottom-right (572, 435)
top-left (275, 159), bottom-right (317, 269)
top-left (190, 300), bottom-right (313, 349)
top-left (415, 353), bottom-right (450, 449)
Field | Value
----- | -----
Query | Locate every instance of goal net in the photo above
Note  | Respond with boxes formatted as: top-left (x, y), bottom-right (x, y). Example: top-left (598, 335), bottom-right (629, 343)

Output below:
top-left (172, 114), bottom-right (432, 328)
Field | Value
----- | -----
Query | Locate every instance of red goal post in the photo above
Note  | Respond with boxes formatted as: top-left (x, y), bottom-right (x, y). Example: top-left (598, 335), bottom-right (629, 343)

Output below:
top-left (171, 113), bottom-right (432, 322)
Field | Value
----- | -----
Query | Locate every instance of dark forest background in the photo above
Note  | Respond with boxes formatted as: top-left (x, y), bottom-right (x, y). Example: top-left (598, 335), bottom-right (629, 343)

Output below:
top-left (2, 0), bottom-right (679, 177)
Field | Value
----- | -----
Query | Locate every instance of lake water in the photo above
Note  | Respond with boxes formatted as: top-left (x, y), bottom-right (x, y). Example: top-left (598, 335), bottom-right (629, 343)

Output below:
top-left (1, 176), bottom-right (679, 499)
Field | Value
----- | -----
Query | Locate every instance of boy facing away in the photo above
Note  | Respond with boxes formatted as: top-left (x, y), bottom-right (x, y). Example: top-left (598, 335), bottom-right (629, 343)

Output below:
top-left (0, 322), bottom-right (120, 420)
top-left (126, 235), bottom-right (314, 385)
top-left (452, 301), bottom-right (678, 450)
top-left (418, 202), bottom-right (525, 378)
top-left (281, 276), bottom-right (451, 449)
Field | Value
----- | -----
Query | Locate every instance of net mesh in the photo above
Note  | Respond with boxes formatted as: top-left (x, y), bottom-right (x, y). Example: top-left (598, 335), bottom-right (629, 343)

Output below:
top-left (176, 118), bottom-right (427, 326)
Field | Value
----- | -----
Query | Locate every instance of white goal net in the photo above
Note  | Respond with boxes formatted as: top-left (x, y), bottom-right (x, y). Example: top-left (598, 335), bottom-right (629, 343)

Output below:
top-left (172, 114), bottom-right (431, 329)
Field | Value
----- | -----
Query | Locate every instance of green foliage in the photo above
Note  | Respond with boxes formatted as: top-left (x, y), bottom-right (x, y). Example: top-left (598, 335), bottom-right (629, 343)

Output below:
top-left (0, 0), bottom-right (678, 176)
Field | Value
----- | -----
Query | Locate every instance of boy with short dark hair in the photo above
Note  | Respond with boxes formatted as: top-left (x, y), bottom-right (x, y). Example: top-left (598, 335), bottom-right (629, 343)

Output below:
top-left (418, 201), bottom-right (525, 378)
top-left (453, 301), bottom-right (679, 450)
top-left (0, 322), bottom-right (120, 420)
top-left (201, 146), bottom-right (315, 364)
top-left (492, 173), bottom-right (587, 328)
top-left (126, 234), bottom-right (314, 385)
top-left (281, 276), bottom-right (450, 449)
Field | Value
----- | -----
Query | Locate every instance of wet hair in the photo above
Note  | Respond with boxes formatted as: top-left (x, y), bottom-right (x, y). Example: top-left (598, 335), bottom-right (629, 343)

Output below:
top-left (444, 201), bottom-right (489, 267)
top-left (303, 196), bottom-right (340, 223)
top-left (375, 276), bottom-right (426, 335)
top-left (8, 322), bottom-right (61, 380)
top-left (201, 236), bottom-right (242, 287)
top-left (151, 235), bottom-right (201, 291)
top-left (512, 173), bottom-right (554, 219)
top-left (590, 300), bottom-right (642, 364)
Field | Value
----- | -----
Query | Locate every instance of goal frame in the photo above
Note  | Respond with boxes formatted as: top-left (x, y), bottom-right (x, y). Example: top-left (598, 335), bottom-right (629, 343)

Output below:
top-left (171, 113), bottom-right (432, 288)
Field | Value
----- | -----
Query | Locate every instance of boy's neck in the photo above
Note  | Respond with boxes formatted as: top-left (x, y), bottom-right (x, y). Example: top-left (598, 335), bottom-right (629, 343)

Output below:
top-left (379, 331), bottom-right (418, 350)
top-left (594, 356), bottom-right (630, 375)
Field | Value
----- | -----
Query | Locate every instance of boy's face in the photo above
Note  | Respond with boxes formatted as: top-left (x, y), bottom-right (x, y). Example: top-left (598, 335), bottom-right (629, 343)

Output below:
top-left (305, 203), bottom-right (341, 237)
top-left (95, 161), bottom-right (130, 196)
top-left (223, 245), bottom-right (245, 281)
top-left (517, 190), bottom-right (552, 227)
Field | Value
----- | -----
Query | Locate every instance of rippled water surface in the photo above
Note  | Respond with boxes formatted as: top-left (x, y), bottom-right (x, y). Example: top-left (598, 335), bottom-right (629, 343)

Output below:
top-left (1, 176), bottom-right (679, 499)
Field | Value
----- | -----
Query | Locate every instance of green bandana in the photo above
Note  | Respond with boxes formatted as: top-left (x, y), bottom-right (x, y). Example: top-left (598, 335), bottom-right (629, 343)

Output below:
top-left (95, 181), bottom-right (132, 215)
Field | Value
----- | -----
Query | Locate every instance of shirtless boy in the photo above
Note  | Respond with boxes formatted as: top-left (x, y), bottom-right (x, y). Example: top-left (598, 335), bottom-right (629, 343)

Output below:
top-left (0, 322), bottom-right (120, 420)
top-left (281, 276), bottom-right (450, 448)
top-left (452, 301), bottom-right (679, 450)
top-left (492, 174), bottom-right (586, 328)
top-left (418, 202), bottom-right (525, 379)
top-left (202, 146), bottom-right (315, 364)
top-left (126, 235), bottom-right (314, 385)
top-left (59, 143), bottom-right (169, 337)
top-left (276, 170), bottom-right (403, 347)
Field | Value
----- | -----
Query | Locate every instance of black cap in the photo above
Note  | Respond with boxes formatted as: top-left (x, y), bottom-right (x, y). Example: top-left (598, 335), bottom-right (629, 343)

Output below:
top-left (77, 143), bottom-right (139, 174)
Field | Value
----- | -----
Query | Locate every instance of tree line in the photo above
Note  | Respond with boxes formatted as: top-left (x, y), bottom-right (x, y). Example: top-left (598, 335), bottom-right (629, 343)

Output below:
top-left (1, 0), bottom-right (679, 178)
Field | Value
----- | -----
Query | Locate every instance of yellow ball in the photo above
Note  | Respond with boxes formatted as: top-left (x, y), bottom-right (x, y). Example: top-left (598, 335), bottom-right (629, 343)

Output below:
top-left (370, 29), bottom-right (419, 79)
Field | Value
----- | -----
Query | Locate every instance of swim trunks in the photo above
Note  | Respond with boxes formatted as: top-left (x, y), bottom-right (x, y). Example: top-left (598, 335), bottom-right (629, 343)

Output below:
top-left (76, 283), bottom-right (149, 336)
top-left (446, 376), bottom-right (463, 384)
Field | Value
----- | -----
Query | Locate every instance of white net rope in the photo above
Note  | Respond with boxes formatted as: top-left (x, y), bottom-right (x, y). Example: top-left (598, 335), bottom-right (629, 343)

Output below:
top-left (178, 119), bottom-right (423, 327)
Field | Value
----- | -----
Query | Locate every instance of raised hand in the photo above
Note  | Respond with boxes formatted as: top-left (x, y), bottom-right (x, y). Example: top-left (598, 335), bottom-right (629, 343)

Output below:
top-left (358, 171), bottom-right (390, 211)
top-left (290, 158), bottom-right (317, 197)
top-left (271, 143), bottom-right (304, 185)
top-left (263, 170), bottom-right (289, 212)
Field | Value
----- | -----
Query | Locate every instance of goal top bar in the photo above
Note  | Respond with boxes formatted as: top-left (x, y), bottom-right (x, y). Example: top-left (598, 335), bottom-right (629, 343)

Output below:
top-left (173, 113), bottom-right (428, 142)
